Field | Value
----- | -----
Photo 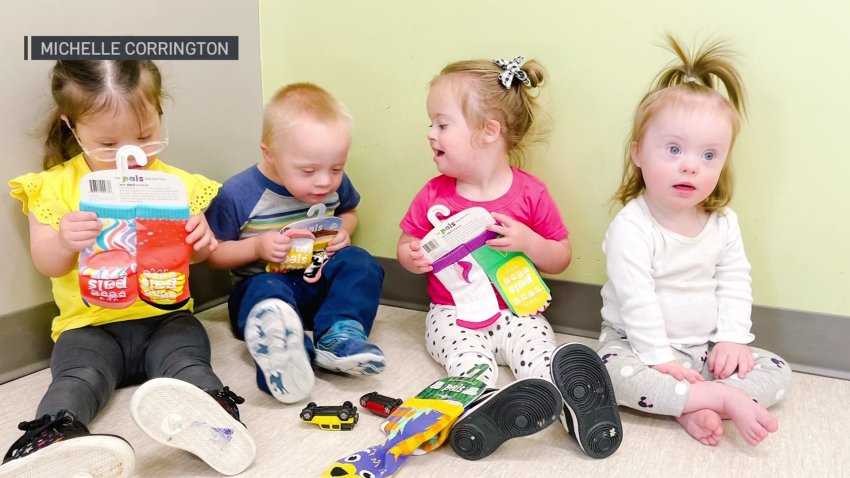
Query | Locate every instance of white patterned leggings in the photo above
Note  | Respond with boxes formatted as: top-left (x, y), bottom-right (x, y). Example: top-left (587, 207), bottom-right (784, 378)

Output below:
top-left (597, 325), bottom-right (793, 416)
top-left (425, 304), bottom-right (558, 388)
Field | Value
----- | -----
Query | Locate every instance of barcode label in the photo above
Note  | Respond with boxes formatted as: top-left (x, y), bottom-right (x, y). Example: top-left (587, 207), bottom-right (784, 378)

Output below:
top-left (422, 239), bottom-right (440, 253)
top-left (88, 179), bottom-right (112, 193)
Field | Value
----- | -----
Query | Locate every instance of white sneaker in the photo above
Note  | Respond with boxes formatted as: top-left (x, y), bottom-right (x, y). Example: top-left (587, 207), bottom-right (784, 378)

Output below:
top-left (244, 299), bottom-right (315, 403)
top-left (130, 378), bottom-right (256, 475)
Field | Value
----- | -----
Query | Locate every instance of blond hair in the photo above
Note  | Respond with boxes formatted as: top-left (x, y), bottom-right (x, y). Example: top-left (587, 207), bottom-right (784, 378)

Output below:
top-left (42, 61), bottom-right (165, 170)
top-left (431, 58), bottom-right (547, 168)
top-left (262, 82), bottom-right (352, 146)
top-left (615, 35), bottom-right (746, 212)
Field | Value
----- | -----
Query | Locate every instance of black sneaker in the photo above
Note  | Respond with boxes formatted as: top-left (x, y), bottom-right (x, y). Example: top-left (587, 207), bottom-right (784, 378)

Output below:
top-left (550, 342), bottom-right (622, 458)
top-left (449, 377), bottom-right (562, 461)
top-left (0, 410), bottom-right (134, 477)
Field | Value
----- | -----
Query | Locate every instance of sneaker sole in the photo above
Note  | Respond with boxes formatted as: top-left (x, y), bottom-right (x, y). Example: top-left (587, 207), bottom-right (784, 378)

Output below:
top-left (130, 378), bottom-right (256, 476)
top-left (244, 300), bottom-right (315, 403)
top-left (550, 342), bottom-right (622, 459)
top-left (314, 349), bottom-right (386, 375)
top-left (449, 377), bottom-right (561, 461)
top-left (0, 434), bottom-right (134, 478)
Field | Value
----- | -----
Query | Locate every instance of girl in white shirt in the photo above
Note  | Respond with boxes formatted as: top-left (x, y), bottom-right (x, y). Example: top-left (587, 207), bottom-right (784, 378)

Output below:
top-left (599, 36), bottom-right (791, 447)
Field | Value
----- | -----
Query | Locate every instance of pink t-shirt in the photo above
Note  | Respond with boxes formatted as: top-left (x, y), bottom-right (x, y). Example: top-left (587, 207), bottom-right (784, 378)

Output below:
top-left (399, 167), bottom-right (569, 307)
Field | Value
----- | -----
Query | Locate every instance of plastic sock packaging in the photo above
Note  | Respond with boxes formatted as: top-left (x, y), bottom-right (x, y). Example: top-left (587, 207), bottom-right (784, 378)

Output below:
top-left (470, 245), bottom-right (551, 317)
top-left (421, 206), bottom-right (551, 325)
top-left (321, 365), bottom-right (488, 477)
top-left (78, 204), bottom-right (138, 308)
top-left (77, 145), bottom-right (192, 309)
top-left (135, 205), bottom-right (191, 309)
top-left (266, 203), bottom-right (341, 283)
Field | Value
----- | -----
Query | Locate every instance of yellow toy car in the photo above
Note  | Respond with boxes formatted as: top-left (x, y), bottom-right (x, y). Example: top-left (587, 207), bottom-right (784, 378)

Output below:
top-left (300, 401), bottom-right (359, 431)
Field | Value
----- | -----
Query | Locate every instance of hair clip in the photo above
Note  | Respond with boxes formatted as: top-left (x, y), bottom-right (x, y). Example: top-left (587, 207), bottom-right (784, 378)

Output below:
top-left (686, 76), bottom-right (697, 83)
top-left (493, 56), bottom-right (531, 89)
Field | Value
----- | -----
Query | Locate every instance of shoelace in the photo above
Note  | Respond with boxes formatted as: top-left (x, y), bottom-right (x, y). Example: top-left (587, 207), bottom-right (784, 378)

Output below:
top-left (17, 411), bottom-right (73, 433)
top-left (214, 386), bottom-right (245, 405)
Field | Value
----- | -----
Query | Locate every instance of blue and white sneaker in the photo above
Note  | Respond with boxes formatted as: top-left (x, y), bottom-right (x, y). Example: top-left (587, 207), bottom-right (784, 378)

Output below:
top-left (315, 320), bottom-right (386, 375)
top-left (244, 299), bottom-right (314, 403)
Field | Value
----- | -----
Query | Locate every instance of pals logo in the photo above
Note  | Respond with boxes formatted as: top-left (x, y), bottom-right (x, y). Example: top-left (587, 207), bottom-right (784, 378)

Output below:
top-left (120, 174), bottom-right (145, 183)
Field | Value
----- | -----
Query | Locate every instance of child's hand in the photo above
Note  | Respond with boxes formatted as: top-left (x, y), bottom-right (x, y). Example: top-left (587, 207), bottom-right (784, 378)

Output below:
top-left (652, 361), bottom-right (705, 383)
top-left (185, 214), bottom-right (218, 252)
top-left (59, 211), bottom-right (101, 252)
top-left (708, 342), bottom-right (754, 379)
top-left (405, 240), bottom-right (433, 274)
top-left (254, 231), bottom-right (292, 263)
top-left (486, 212), bottom-right (538, 253)
top-left (326, 230), bottom-right (351, 254)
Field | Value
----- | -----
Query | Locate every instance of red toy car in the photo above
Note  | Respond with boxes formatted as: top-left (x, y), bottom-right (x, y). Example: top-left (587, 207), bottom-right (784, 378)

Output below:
top-left (359, 392), bottom-right (403, 417)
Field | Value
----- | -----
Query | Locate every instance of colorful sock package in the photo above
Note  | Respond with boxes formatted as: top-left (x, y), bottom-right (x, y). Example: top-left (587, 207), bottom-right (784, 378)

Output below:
top-left (135, 205), bottom-right (192, 309)
top-left (422, 206), bottom-right (551, 325)
top-left (266, 203), bottom-right (340, 283)
top-left (322, 365), bottom-right (488, 477)
top-left (78, 205), bottom-right (138, 309)
top-left (78, 145), bottom-right (192, 309)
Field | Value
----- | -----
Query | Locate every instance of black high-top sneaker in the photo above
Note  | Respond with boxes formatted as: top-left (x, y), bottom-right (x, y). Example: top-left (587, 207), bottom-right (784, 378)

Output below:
top-left (449, 378), bottom-right (562, 461)
top-left (130, 378), bottom-right (256, 476)
top-left (550, 342), bottom-right (623, 459)
top-left (0, 410), bottom-right (134, 478)
top-left (207, 386), bottom-right (246, 425)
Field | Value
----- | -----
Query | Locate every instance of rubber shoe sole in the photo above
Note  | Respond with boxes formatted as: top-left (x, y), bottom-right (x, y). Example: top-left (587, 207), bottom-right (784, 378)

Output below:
top-left (314, 349), bottom-right (386, 375)
top-left (244, 299), bottom-right (315, 403)
top-left (0, 434), bottom-right (134, 478)
top-left (449, 377), bottom-right (561, 461)
top-left (130, 378), bottom-right (256, 476)
top-left (550, 342), bottom-right (623, 459)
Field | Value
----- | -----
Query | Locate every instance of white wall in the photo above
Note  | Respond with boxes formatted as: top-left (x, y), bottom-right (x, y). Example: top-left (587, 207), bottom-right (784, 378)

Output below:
top-left (1, 0), bottom-right (264, 315)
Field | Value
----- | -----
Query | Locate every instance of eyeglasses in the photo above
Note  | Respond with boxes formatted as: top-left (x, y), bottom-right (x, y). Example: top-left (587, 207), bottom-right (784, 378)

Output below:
top-left (67, 122), bottom-right (168, 163)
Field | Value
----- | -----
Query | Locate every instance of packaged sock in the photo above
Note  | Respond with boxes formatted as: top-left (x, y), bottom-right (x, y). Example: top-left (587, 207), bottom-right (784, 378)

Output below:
top-left (265, 203), bottom-right (341, 282)
top-left (77, 147), bottom-right (192, 309)
top-left (321, 366), bottom-right (489, 477)
top-left (135, 205), bottom-right (191, 309)
top-left (421, 207), bottom-right (501, 327)
top-left (470, 245), bottom-right (551, 316)
top-left (422, 206), bottom-right (551, 321)
top-left (78, 204), bottom-right (138, 309)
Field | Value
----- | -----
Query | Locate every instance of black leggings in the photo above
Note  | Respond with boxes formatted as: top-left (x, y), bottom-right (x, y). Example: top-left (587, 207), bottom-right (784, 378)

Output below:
top-left (36, 311), bottom-right (223, 425)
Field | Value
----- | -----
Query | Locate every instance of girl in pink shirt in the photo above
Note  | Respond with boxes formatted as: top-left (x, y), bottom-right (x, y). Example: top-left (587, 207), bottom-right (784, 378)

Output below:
top-left (397, 57), bottom-right (622, 460)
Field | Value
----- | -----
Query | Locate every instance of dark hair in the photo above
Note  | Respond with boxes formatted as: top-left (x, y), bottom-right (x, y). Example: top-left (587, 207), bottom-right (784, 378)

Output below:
top-left (42, 60), bottom-right (166, 169)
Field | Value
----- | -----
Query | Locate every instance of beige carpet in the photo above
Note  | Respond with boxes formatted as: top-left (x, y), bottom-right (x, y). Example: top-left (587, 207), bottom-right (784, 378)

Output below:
top-left (1, 304), bottom-right (847, 478)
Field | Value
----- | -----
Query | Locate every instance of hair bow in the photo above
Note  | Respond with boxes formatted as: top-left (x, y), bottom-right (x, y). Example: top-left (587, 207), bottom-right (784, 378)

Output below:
top-left (493, 56), bottom-right (531, 89)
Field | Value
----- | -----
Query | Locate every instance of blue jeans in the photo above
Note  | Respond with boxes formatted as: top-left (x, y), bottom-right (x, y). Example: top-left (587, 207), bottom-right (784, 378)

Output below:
top-left (228, 246), bottom-right (384, 341)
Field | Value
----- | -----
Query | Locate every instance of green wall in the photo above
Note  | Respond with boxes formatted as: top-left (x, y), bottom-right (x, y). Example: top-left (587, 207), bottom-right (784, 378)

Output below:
top-left (259, 1), bottom-right (850, 317)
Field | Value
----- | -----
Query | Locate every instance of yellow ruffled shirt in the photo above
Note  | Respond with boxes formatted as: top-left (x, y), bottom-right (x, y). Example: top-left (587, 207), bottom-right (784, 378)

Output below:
top-left (9, 154), bottom-right (221, 341)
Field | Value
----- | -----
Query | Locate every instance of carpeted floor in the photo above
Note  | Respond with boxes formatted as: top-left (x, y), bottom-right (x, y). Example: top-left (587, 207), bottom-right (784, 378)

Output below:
top-left (0, 304), bottom-right (847, 477)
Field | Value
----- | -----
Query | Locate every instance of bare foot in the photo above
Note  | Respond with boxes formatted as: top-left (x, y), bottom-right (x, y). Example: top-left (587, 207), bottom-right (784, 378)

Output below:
top-left (676, 409), bottom-right (723, 445)
top-left (721, 389), bottom-right (779, 446)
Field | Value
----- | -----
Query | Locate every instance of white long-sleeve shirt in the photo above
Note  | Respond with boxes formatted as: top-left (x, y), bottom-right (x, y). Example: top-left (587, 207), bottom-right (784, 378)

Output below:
top-left (600, 195), bottom-right (755, 365)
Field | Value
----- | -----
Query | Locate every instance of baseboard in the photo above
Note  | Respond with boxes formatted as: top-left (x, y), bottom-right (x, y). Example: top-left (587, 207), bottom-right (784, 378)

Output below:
top-left (376, 257), bottom-right (850, 381)
top-left (3, 259), bottom-right (847, 384)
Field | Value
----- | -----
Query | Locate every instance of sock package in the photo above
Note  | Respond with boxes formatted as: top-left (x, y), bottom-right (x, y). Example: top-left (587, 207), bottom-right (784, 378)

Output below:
top-left (77, 146), bottom-right (192, 309)
top-left (421, 206), bottom-right (551, 328)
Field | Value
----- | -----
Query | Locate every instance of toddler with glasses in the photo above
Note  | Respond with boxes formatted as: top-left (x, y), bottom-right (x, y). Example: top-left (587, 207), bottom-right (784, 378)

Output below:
top-left (5, 60), bottom-right (255, 476)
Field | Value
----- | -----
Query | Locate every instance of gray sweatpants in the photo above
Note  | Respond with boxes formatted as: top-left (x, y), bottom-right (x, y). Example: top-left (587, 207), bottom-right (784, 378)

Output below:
top-left (597, 325), bottom-right (793, 416)
top-left (37, 310), bottom-right (223, 425)
top-left (425, 304), bottom-right (557, 388)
